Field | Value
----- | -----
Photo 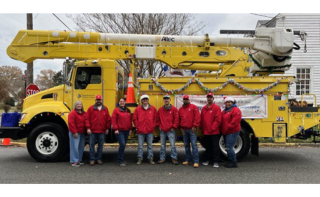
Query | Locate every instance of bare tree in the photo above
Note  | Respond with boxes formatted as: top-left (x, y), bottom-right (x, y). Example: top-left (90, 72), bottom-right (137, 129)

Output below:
top-left (35, 69), bottom-right (56, 90)
top-left (0, 66), bottom-right (24, 103)
top-left (0, 80), bottom-right (9, 103)
top-left (67, 13), bottom-right (205, 78)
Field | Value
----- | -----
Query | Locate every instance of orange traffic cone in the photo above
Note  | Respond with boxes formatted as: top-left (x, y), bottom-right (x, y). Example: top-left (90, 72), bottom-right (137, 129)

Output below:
top-left (126, 73), bottom-right (138, 107)
top-left (1, 138), bottom-right (11, 146)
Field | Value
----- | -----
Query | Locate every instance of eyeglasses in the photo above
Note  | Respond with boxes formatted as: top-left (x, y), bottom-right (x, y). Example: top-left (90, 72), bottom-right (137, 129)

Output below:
top-left (183, 99), bottom-right (189, 101)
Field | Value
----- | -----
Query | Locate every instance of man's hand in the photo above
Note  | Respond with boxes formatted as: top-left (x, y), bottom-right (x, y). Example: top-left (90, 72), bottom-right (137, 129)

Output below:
top-left (129, 130), bottom-right (132, 136)
top-left (115, 130), bottom-right (119, 135)
top-left (191, 127), bottom-right (197, 134)
top-left (180, 129), bottom-right (185, 135)
top-left (87, 129), bottom-right (92, 135)
top-left (105, 130), bottom-right (109, 135)
top-left (73, 133), bottom-right (78, 139)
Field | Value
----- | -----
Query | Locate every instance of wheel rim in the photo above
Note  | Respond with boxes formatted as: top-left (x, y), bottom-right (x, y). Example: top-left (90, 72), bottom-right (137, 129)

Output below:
top-left (219, 135), bottom-right (243, 156)
top-left (35, 131), bottom-right (59, 155)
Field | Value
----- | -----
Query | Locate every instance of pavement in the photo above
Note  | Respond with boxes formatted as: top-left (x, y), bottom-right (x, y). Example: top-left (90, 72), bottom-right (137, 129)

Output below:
top-left (1, 146), bottom-right (320, 183)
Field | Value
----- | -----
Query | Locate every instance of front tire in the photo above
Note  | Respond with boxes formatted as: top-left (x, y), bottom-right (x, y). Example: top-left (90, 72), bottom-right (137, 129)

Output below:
top-left (27, 123), bottom-right (68, 162)
top-left (219, 128), bottom-right (250, 162)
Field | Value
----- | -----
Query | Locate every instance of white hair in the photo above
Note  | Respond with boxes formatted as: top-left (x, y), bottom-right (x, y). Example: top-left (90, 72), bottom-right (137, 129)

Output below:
top-left (74, 100), bottom-right (84, 112)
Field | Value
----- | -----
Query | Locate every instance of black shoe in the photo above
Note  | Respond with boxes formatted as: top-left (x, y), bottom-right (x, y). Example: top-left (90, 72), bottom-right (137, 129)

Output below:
top-left (224, 162), bottom-right (238, 168)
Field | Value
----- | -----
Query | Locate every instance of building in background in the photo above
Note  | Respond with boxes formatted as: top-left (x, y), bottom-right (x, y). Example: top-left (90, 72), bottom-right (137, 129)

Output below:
top-left (257, 13), bottom-right (320, 105)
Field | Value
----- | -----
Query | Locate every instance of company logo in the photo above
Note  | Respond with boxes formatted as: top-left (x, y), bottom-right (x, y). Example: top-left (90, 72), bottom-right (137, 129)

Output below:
top-left (161, 36), bottom-right (175, 42)
top-left (78, 94), bottom-right (82, 98)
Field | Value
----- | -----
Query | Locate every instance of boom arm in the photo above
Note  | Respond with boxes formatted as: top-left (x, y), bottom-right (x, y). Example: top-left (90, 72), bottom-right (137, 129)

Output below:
top-left (7, 27), bottom-right (306, 74)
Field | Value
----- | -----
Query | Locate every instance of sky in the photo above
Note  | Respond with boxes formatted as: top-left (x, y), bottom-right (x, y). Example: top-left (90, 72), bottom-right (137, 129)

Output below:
top-left (0, 0), bottom-right (312, 81)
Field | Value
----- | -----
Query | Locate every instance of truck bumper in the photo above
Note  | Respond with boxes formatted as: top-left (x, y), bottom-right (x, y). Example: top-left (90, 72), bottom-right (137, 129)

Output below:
top-left (0, 127), bottom-right (26, 140)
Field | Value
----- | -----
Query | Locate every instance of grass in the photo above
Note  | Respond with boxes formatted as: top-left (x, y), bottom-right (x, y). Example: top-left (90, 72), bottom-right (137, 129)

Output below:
top-left (258, 136), bottom-right (319, 143)
top-left (12, 138), bottom-right (27, 143)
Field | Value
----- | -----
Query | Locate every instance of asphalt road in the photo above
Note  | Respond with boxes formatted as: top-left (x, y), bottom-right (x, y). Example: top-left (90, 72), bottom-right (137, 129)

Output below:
top-left (0, 146), bottom-right (320, 184)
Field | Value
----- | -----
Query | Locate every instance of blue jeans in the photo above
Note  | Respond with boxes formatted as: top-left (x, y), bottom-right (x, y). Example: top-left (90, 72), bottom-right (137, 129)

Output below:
top-left (224, 131), bottom-right (240, 162)
top-left (183, 129), bottom-right (199, 163)
top-left (160, 130), bottom-right (178, 160)
top-left (115, 130), bottom-right (129, 164)
top-left (137, 133), bottom-right (153, 159)
top-left (69, 132), bottom-right (85, 163)
top-left (89, 133), bottom-right (105, 162)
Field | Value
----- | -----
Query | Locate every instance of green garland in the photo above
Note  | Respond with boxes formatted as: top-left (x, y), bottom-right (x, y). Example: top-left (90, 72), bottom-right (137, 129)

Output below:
top-left (151, 77), bottom-right (288, 94)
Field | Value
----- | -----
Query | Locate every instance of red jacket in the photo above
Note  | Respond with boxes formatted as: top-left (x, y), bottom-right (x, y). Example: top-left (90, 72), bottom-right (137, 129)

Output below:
top-left (200, 103), bottom-right (221, 135)
top-left (157, 105), bottom-right (179, 133)
top-left (85, 104), bottom-right (111, 133)
top-left (68, 110), bottom-right (87, 134)
top-left (133, 104), bottom-right (158, 134)
top-left (112, 107), bottom-right (132, 131)
top-left (178, 103), bottom-right (201, 130)
top-left (221, 106), bottom-right (242, 135)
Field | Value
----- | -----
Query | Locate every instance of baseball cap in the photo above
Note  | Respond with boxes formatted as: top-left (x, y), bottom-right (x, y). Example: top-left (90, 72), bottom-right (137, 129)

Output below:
top-left (163, 95), bottom-right (170, 99)
top-left (224, 97), bottom-right (235, 102)
top-left (207, 93), bottom-right (213, 97)
top-left (140, 94), bottom-right (149, 101)
top-left (96, 95), bottom-right (102, 100)
top-left (183, 95), bottom-right (189, 99)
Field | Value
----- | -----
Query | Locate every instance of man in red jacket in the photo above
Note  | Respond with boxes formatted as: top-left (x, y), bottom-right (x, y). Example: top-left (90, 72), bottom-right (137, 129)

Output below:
top-left (133, 94), bottom-right (158, 165)
top-left (85, 95), bottom-right (111, 166)
top-left (157, 95), bottom-right (179, 165)
top-left (179, 95), bottom-right (201, 168)
top-left (200, 93), bottom-right (221, 168)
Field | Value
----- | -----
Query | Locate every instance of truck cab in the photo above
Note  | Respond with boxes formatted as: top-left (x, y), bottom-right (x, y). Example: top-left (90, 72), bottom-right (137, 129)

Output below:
top-left (0, 60), bottom-right (124, 161)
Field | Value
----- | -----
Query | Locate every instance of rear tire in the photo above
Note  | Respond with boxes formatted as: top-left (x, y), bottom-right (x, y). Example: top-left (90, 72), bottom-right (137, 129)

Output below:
top-left (27, 123), bottom-right (68, 162)
top-left (219, 128), bottom-right (250, 162)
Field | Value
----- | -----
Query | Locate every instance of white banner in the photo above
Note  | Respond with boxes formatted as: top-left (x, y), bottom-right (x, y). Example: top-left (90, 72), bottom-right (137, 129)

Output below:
top-left (175, 95), bottom-right (268, 119)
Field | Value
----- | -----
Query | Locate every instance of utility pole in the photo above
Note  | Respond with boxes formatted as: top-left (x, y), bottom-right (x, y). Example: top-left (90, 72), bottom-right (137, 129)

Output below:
top-left (27, 13), bottom-right (33, 85)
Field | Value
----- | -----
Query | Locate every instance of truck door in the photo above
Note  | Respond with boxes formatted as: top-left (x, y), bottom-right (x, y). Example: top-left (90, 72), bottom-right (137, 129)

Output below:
top-left (73, 66), bottom-right (102, 111)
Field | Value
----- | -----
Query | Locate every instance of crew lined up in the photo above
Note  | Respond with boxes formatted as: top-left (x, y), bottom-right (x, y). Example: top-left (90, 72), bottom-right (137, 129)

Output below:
top-left (68, 93), bottom-right (242, 168)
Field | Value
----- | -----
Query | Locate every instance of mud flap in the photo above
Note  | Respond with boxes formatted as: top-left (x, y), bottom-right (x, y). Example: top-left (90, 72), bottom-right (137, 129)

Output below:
top-left (251, 135), bottom-right (259, 156)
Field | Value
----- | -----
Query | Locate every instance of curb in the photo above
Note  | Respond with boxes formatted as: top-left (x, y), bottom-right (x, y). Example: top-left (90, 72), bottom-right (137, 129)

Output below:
top-left (4, 142), bottom-right (320, 148)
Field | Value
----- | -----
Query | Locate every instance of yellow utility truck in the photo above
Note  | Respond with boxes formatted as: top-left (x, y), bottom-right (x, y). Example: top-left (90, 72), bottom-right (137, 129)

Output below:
top-left (1, 27), bottom-right (319, 162)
